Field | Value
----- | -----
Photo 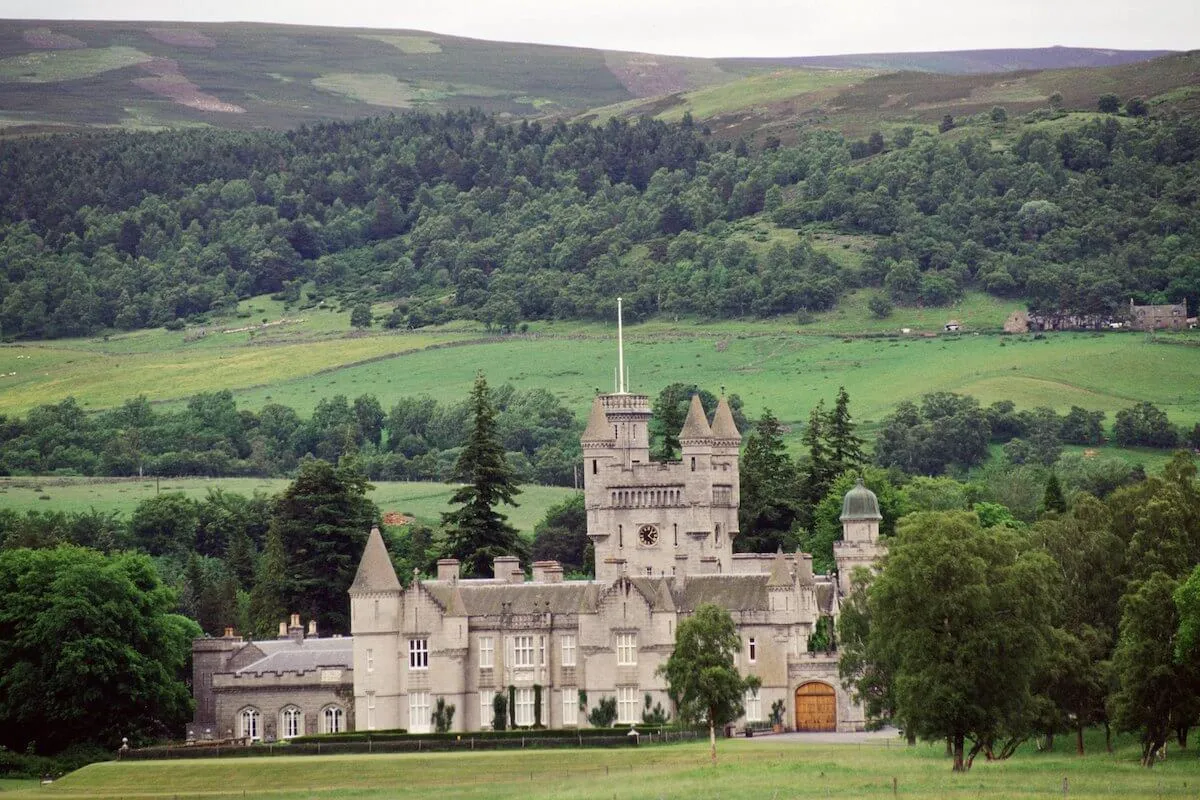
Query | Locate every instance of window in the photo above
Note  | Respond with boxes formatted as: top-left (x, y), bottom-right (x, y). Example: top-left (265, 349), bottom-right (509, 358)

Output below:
top-left (481, 693), bottom-right (494, 730)
top-left (539, 635), bottom-right (547, 667)
top-left (322, 706), bottom-right (344, 734)
top-left (617, 633), bottom-right (637, 666)
top-left (748, 637), bottom-right (757, 664)
top-left (592, 459), bottom-right (597, 475)
top-left (409, 638), bottom-right (429, 670)
top-left (713, 486), bottom-right (732, 505)
top-left (744, 688), bottom-right (762, 722)
top-left (280, 707), bottom-right (302, 739)
top-left (513, 635), bottom-right (534, 667)
top-left (690, 457), bottom-right (696, 472)
top-left (409, 691), bottom-right (431, 733)
top-left (616, 687), bottom-right (638, 724)
top-left (715, 524), bottom-right (721, 547)
top-left (479, 636), bottom-right (494, 669)
top-left (366, 648), bottom-right (374, 673)
top-left (366, 692), bottom-right (376, 730)
top-left (561, 634), bottom-right (577, 667)
top-left (562, 690), bottom-right (577, 727)
top-left (514, 687), bottom-right (535, 727)
top-left (239, 707), bottom-right (260, 741)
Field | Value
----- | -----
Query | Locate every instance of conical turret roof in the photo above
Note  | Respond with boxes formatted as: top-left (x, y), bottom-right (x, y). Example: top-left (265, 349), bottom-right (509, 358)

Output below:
top-left (711, 396), bottom-right (741, 441)
top-left (350, 526), bottom-right (401, 594)
top-left (840, 478), bottom-right (883, 521)
top-left (679, 394), bottom-right (713, 440)
top-left (581, 396), bottom-right (614, 442)
top-left (767, 549), bottom-right (791, 587)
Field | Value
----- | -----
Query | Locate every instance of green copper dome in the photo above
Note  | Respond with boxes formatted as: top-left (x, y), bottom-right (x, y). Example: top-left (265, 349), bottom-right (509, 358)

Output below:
top-left (840, 478), bottom-right (882, 521)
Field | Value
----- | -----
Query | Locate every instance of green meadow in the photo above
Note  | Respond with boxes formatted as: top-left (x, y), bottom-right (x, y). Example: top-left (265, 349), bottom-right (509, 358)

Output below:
top-left (9, 737), bottom-right (1200, 799)
top-left (2, 292), bottom-right (1198, 450)
top-left (0, 478), bottom-right (574, 534)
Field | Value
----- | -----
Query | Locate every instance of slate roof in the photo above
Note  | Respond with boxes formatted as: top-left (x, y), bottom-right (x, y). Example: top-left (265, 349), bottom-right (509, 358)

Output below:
top-left (422, 581), bottom-right (601, 616)
top-left (679, 394), bottom-right (713, 440)
top-left (232, 637), bottom-right (354, 675)
top-left (350, 526), bottom-right (401, 594)
top-left (711, 397), bottom-right (742, 441)
top-left (582, 396), bottom-right (615, 442)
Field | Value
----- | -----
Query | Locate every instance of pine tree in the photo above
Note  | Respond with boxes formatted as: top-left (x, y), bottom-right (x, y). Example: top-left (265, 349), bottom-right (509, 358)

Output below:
top-left (802, 399), bottom-right (834, 512)
top-left (827, 386), bottom-right (866, 476)
top-left (737, 409), bottom-right (800, 553)
top-left (1042, 473), bottom-right (1067, 515)
top-left (442, 373), bottom-right (526, 577)
top-left (248, 528), bottom-right (289, 637)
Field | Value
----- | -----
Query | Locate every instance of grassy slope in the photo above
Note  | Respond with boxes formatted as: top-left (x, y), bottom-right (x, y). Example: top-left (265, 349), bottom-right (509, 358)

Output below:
top-left (0, 477), bottom-right (573, 534)
top-left (3, 291), bottom-right (1198, 449)
top-left (17, 736), bottom-right (1200, 799)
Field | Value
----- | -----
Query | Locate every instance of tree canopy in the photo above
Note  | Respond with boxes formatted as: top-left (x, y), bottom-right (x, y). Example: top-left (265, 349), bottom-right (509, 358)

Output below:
top-left (0, 546), bottom-right (198, 754)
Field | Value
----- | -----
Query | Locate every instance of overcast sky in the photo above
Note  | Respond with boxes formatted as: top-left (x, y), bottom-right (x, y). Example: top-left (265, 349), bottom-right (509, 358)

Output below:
top-left (4, 1), bottom-right (1196, 57)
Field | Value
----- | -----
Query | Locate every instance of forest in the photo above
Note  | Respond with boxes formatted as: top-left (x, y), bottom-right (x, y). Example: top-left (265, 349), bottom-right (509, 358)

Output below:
top-left (1, 107), bottom-right (1198, 340)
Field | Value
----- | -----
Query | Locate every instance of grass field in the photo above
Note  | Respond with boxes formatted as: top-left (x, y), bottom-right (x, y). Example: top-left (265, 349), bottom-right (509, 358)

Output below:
top-left (2, 293), bottom-right (1198, 448)
top-left (0, 478), bottom-right (574, 533)
top-left (11, 737), bottom-right (1200, 799)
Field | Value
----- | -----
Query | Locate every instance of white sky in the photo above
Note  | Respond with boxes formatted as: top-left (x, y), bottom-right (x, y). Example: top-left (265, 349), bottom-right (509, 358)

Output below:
top-left (2, 0), bottom-right (1196, 57)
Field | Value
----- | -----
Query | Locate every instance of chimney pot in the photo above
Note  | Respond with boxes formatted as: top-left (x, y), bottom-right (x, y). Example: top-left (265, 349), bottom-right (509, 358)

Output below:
top-left (278, 621), bottom-right (288, 638)
top-left (289, 613), bottom-right (300, 628)
top-left (307, 619), bottom-right (317, 637)
top-left (223, 626), bottom-right (235, 638)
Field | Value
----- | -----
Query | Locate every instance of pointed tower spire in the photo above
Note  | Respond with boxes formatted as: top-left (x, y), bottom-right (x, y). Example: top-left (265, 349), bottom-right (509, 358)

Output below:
top-left (350, 526), bottom-right (401, 594)
top-left (711, 396), bottom-right (742, 441)
top-left (767, 549), bottom-right (791, 588)
top-left (582, 396), bottom-right (614, 442)
top-left (679, 394), bottom-right (714, 441)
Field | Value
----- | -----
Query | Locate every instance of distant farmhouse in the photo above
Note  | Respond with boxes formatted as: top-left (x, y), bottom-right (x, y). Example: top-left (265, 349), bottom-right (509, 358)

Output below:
top-left (190, 311), bottom-right (884, 741)
top-left (1128, 300), bottom-right (1188, 331)
top-left (1007, 300), bottom-right (1190, 333)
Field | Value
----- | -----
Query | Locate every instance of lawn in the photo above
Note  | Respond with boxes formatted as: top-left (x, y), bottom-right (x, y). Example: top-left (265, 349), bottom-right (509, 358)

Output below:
top-left (13, 737), bottom-right (1200, 799)
top-left (0, 478), bottom-right (575, 534)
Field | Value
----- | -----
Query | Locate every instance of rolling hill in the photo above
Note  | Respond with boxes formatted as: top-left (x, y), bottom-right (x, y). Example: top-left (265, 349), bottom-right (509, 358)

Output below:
top-left (0, 19), bottom-right (1185, 133)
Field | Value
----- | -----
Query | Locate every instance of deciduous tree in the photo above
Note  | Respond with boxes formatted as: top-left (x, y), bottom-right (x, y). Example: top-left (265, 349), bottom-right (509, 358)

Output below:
top-left (660, 603), bottom-right (759, 764)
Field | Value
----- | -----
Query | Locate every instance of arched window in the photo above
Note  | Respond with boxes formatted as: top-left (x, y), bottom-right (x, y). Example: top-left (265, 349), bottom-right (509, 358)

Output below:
top-left (239, 707), bottom-right (260, 741)
top-left (323, 705), bottom-right (344, 734)
top-left (280, 707), bottom-right (302, 739)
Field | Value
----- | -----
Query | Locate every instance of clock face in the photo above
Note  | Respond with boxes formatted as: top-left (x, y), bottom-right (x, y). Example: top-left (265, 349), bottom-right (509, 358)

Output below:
top-left (638, 524), bottom-right (659, 546)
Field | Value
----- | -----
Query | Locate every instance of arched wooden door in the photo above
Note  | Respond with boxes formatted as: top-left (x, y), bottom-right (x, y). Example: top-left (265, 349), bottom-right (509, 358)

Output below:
top-left (794, 682), bottom-right (836, 732)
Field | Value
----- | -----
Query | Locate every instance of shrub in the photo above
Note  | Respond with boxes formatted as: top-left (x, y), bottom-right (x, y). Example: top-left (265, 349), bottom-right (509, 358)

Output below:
top-left (587, 696), bottom-right (617, 728)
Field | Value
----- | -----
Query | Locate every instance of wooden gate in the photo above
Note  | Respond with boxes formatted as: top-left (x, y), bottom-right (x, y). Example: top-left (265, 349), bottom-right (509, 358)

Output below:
top-left (794, 682), bottom-right (836, 732)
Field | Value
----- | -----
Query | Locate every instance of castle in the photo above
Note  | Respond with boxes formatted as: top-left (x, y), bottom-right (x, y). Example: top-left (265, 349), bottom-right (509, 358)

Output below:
top-left (190, 308), bottom-right (885, 740)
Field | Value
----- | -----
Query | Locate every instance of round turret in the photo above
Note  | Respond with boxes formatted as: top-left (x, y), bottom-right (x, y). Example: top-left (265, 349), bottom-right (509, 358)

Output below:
top-left (840, 478), bottom-right (882, 521)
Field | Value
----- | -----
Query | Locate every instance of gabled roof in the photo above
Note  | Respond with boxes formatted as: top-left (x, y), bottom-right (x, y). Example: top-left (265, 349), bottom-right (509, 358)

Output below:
top-left (679, 394), bottom-right (713, 440)
top-left (581, 396), bottom-right (614, 442)
top-left (350, 527), bottom-right (401, 594)
top-left (677, 575), bottom-right (769, 612)
top-left (711, 396), bottom-right (742, 441)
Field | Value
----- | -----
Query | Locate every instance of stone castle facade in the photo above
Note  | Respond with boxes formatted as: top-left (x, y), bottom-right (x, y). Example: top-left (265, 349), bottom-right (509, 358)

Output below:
top-left (190, 377), bottom-right (886, 739)
top-left (348, 389), bottom-right (885, 734)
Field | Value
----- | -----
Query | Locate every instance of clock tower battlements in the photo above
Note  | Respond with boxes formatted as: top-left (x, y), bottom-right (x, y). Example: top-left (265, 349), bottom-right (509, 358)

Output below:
top-left (583, 391), bottom-right (742, 582)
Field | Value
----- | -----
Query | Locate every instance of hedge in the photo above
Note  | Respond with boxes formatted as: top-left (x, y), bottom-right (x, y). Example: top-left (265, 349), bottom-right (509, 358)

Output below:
top-left (123, 729), bottom-right (699, 761)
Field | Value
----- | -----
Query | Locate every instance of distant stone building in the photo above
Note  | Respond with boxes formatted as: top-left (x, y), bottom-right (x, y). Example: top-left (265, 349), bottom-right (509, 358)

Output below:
top-left (1129, 300), bottom-right (1187, 331)
top-left (188, 615), bottom-right (353, 743)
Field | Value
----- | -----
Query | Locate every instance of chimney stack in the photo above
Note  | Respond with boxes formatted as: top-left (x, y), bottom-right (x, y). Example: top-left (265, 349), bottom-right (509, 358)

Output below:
top-left (493, 556), bottom-right (522, 583)
top-left (287, 613), bottom-right (304, 643)
top-left (307, 619), bottom-right (317, 637)
top-left (278, 621), bottom-right (288, 638)
top-left (532, 560), bottom-right (564, 583)
top-left (223, 626), bottom-right (235, 638)
top-left (437, 558), bottom-right (461, 581)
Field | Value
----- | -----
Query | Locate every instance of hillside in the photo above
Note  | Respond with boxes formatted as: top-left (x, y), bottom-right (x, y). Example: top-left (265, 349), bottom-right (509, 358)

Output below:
top-left (585, 50), bottom-right (1200, 141)
top-left (0, 19), bottom-right (1182, 132)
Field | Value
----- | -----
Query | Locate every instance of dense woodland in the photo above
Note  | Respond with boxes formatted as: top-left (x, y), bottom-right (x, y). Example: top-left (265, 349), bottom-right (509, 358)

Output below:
top-left (1, 108), bottom-right (1199, 339)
